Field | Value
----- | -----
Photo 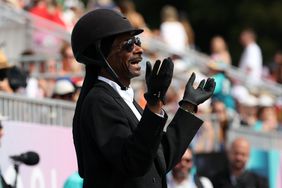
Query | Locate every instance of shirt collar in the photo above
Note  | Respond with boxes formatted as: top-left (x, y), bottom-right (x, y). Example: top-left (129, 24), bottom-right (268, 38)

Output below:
top-left (98, 76), bottom-right (134, 103)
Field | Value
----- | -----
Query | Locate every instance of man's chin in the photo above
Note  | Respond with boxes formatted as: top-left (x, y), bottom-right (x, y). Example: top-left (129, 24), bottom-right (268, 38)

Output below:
top-left (233, 164), bottom-right (245, 171)
top-left (129, 71), bottom-right (141, 78)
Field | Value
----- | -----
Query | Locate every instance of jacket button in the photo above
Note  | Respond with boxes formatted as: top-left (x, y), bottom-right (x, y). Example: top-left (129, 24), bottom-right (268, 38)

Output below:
top-left (152, 178), bottom-right (156, 183)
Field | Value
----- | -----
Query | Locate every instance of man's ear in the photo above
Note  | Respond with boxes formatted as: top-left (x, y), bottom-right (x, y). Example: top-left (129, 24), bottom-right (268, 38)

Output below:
top-left (100, 36), bottom-right (116, 58)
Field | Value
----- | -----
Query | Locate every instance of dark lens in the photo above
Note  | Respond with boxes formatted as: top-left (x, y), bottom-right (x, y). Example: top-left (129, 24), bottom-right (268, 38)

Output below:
top-left (122, 37), bottom-right (142, 52)
top-left (135, 37), bottom-right (141, 47)
top-left (123, 38), bottom-right (134, 52)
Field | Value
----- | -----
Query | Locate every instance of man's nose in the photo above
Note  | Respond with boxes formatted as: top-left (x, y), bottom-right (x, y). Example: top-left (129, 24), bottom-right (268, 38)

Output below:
top-left (133, 44), bottom-right (143, 54)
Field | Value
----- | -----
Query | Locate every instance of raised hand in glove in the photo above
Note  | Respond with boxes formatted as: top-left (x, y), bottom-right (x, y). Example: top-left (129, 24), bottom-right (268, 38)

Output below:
top-left (144, 58), bottom-right (174, 106)
top-left (179, 72), bottom-right (216, 113)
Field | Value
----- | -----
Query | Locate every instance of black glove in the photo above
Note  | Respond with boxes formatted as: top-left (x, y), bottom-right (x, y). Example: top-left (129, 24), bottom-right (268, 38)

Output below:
top-left (179, 72), bottom-right (216, 110)
top-left (144, 58), bottom-right (174, 105)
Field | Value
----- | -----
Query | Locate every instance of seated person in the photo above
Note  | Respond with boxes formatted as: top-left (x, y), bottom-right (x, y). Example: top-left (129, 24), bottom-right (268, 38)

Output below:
top-left (211, 137), bottom-right (268, 188)
top-left (167, 148), bottom-right (213, 188)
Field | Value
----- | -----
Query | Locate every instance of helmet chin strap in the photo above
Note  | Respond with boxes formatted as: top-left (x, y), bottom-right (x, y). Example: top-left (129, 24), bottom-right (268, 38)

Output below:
top-left (95, 42), bottom-right (128, 90)
top-left (77, 53), bottom-right (128, 90)
top-left (75, 41), bottom-right (128, 90)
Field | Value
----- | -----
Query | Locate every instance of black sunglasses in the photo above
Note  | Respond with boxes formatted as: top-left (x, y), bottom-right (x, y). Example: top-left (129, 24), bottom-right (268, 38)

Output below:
top-left (122, 37), bottom-right (141, 52)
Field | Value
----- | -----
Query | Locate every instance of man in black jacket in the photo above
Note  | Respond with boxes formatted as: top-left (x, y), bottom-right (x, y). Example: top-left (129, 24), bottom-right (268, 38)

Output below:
top-left (211, 137), bottom-right (268, 188)
top-left (71, 9), bottom-right (215, 188)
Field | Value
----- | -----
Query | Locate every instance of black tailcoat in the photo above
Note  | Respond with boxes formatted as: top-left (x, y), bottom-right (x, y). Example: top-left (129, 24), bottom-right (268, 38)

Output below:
top-left (75, 81), bottom-right (203, 188)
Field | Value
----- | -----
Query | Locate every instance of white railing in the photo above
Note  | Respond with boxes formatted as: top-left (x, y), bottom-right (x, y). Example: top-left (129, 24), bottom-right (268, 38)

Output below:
top-left (227, 127), bottom-right (282, 151)
top-left (0, 91), bottom-right (75, 127)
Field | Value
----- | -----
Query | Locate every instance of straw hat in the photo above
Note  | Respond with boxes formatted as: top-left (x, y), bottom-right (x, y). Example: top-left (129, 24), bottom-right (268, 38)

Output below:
top-left (0, 50), bottom-right (11, 70)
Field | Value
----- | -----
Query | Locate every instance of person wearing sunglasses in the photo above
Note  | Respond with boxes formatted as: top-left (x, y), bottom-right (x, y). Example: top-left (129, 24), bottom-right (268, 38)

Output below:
top-left (71, 9), bottom-right (216, 188)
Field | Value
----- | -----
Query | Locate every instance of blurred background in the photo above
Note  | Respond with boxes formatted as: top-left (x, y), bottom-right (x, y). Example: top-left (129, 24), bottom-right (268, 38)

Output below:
top-left (0, 0), bottom-right (282, 187)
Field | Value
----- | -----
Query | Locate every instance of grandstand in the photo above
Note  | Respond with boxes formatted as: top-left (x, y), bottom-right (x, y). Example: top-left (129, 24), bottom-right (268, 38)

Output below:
top-left (0, 2), bottom-right (282, 188)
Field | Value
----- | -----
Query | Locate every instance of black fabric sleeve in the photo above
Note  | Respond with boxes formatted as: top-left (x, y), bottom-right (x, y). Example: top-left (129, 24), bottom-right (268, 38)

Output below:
top-left (87, 95), bottom-right (167, 177)
top-left (161, 108), bottom-right (203, 172)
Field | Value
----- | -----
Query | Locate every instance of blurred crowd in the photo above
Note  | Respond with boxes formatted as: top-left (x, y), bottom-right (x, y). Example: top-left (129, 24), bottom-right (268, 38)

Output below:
top-left (1, 0), bottom-right (282, 149)
top-left (1, 0), bottom-right (282, 187)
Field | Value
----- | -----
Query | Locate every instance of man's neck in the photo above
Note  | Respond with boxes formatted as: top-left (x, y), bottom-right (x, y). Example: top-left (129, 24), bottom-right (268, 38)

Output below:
top-left (231, 168), bottom-right (245, 177)
top-left (172, 173), bottom-right (189, 184)
top-left (173, 177), bottom-right (186, 184)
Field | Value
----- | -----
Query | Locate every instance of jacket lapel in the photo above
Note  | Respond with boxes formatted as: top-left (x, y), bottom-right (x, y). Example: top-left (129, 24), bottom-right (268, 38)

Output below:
top-left (95, 81), bottom-right (139, 131)
top-left (115, 97), bottom-right (139, 130)
top-left (133, 100), bottom-right (144, 115)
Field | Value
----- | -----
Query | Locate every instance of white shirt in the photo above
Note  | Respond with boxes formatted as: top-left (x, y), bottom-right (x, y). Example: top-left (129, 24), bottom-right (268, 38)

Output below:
top-left (167, 173), bottom-right (214, 188)
top-left (239, 42), bottom-right (263, 83)
top-left (26, 77), bottom-right (44, 98)
top-left (160, 21), bottom-right (188, 54)
top-left (98, 76), bottom-right (142, 120)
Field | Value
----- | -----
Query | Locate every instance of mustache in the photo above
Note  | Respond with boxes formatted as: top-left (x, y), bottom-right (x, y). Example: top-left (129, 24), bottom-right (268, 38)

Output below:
top-left (129, 56), bottom-right (142, 62)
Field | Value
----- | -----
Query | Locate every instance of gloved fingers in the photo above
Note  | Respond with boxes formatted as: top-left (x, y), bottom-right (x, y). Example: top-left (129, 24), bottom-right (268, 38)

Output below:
top-left (158, 58), bottom-right (174, 96)
top-left (165, 58), bottom-right (174, 77)
top-left (156, 58), bottom-right (170, 76)
top-left (152, 60), bottom-right (161, 75)
top-left (204, 78), bottom-right (216, 93)
top-left (210, 79), bottom-right (216, 93)
top-left (187, 72), bottom-right (196, 87)
top-left (197, 79), bottom-right (205, 89)
top-left (159, 58), bottom-right (174, 78)
top-left (145, 61), bottom-right (152, 82)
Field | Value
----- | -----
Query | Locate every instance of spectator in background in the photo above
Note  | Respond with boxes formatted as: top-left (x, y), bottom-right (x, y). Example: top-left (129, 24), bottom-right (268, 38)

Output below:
top-left (179, 12), bottom-right (195, 49)
top-left (6, 66), bottom-right (27, 94)
top-left (62, 0), bottom-right (84, 32)
top-left (29, 0), bottom-right (66, 28)
top-left (211, 137), bottom-right (268, 188)
top-left (71, 77), bottom-right (83, 102)
top-left (238, 28), bottom-right (263, 84)
top-left (3, 0), bottom-right (23, 9)
top-left (29, 0), bottom-right (66, 54)
top-left (192, 119), bottom-right (215, 153)
top-left (239, 94), bottom-right (259, 128)
top-left (119, 0), bottom-right (152, 37)
top-left (60, 42), bottom-right (83, 75)
top-left (207, 60), bottom-right (235, 109)
top-left (268, 50), bottom-right (282, 84)
top-left (160, 5), bottom-right (188, 54)
top-left (87, 0), bottom-right (118, 10)
top-left (167, 148), bottom-right (213, 188)
top-left (253, 94), bottom-right (279, 132)
top-left (52, 79), bottom-right (75, 101)
top-left (20, 50), bottom-right (45, 98)
top-left (210, 36), bottom-right (231, 65)
top-left (0, 50), bottom-right (13, 93)
top-left (211, 100), bottom-right (240, 151)
top-left (191, 97), bottom-right (216, 153)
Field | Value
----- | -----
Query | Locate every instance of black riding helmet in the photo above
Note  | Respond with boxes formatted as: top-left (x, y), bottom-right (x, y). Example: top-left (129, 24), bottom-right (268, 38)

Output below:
top-left (71, 9), bottom-right (143, 89)
top-left (71, 8), bottom-right (143, 63)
